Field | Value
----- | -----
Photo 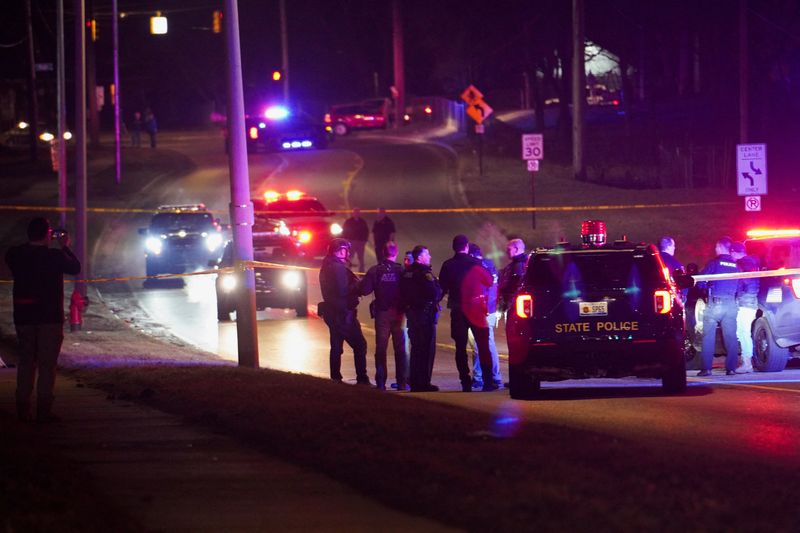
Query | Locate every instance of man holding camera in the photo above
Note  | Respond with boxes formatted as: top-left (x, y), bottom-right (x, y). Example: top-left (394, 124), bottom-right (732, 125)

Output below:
top-left (5, 217), bottom-right (81, 422)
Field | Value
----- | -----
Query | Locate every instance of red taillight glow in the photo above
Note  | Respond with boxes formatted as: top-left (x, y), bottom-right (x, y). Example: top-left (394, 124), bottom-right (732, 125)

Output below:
top-left (654, 290), bottom-right (672, 314)
top-left (424, 105), bottom-right (432, 114)
top-left (249, 127), bottom-right (258, 140)
top-left (515, 294), bottom-right (533, 319)
top-left (285, 190), bottom-right (304, 201)
top-left (297, 230), bottom-right (312, 243)
top-left (324, 113), bottom-right (331, 124)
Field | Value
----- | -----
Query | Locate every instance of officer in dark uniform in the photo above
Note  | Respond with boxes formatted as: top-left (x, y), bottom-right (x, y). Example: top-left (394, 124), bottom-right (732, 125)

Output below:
top-left (358, 241), bottom-right (407, 390)
top-left (439, 235), bottom-right (494, 392)
top-left (319, 238), bottom-right (370, 385)
top-left (400, 245), bottom-right (442, 392)
top-left (658, 236), bottom-right (684, 275)
top-left (696, 237), bottom-right (741, 377)
top-left (498, 238), bottom-right (528, 313)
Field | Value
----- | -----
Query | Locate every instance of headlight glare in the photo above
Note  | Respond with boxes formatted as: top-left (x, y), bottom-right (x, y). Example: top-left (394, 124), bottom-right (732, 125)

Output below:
top-left (206, 232), bottom-right (223, 252)
top-left (145, 236), bottom-right (163, 255)
top-left (220, 274), bottom-right (237, 292)
top-left (330, 223), bottom-right (343, 235)
top-left (281, 271), bottom-right (302, 289)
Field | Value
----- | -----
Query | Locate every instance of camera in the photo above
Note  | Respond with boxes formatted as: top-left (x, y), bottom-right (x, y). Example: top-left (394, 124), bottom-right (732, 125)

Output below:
top-left (52, 228), bottom-right (68, 240)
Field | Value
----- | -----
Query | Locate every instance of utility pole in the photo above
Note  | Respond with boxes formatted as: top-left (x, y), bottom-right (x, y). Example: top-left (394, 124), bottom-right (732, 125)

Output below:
top-left (87, 0), bottom-right (100, 147)
top-left (224, 0), bottom-right (259, 368)
top-left (75, 0), bottom-right (88, 297)
top-left (279, 0), bottom-right (289, 104)
top-left (392, 0), bottom-right (405, 129)
top-left (112, 0), bottom-right (121, 184)
top-left (572, 0), bottom-right (586, 181)
top-left (57, 0), bottom-right (67, 227)
top-left (25, 0), bottom-right (39, 162)
top-left (739, 0), bottom-right (748, 144)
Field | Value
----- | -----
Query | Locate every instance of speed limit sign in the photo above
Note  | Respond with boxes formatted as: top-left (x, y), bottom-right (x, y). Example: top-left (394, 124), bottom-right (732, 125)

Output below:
top-left (521, 134), bottom-right (543, 160)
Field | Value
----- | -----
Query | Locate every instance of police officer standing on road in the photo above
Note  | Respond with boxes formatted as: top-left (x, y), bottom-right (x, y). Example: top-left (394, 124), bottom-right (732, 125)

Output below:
top-left (696, 237), bottom-right (741, 377)
top-left (342, 207), bottom-right (369, 273)
top-left (439, 235), bottom-right (494, 392)
top-left (400, 245), bottom-right (441, 392)
top-left (731, 241), bottom-right (759, 374)
top-left (372, 208), bottom-right (396, 262)
top-left (358, 242), bottom-right (408, 390)
top-left (319, 238), bottom-right (370, 385)
top-left (498, 238), bottom-right (528, 313)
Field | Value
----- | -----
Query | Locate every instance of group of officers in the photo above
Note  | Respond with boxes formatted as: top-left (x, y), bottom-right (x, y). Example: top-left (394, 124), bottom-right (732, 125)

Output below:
top-left (318, 234), bottom-right (527, 392)
top-left (659, 235), bottom-right (759, 377)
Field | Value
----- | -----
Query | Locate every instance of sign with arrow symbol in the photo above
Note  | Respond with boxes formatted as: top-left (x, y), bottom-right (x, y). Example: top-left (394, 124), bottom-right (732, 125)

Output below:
top-left (737, 143), bottom-right (767, 196)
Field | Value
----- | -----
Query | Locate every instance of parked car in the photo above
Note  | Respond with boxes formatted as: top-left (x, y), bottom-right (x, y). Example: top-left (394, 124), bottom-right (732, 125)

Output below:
top-left (324, 98), bottom-right (390, 136)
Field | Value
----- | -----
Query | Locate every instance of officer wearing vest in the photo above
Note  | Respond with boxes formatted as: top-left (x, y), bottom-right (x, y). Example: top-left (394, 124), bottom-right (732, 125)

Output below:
top-left (358, 242), bottom-right (408, 390)
top-left (400, 245), bottom-right (442, 392)
top-left (696, 237), bottom-right (741, 377)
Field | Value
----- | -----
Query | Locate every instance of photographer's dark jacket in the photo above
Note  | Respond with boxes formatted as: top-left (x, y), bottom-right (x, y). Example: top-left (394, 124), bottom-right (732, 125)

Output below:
top-left (5, 243), bottom-right (81, 325)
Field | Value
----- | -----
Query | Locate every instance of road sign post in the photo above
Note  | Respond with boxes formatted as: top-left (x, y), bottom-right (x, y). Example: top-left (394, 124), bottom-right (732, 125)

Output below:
top-left (521, 134), bottom-right (544, 228)
top-left (461, 84), bottom-right (492, 177)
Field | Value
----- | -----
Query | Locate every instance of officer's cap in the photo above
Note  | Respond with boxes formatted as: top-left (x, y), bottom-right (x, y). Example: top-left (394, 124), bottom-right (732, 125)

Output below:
top-left (328, 238), bottom-right (352, 255)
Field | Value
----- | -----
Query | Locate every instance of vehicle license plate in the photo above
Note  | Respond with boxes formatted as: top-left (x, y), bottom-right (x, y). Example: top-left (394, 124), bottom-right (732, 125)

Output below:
top-left (579, 301), bottom-right (608, 316)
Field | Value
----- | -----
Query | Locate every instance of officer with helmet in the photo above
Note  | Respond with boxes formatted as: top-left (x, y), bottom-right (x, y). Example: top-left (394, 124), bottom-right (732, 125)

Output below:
top-left (319, 238), bottom-right (370, 385)
top-left (696, 237), bottom-right (741, 377)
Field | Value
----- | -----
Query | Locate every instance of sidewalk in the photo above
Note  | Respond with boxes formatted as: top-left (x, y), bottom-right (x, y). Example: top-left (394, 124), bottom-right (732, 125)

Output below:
top-left (0, 367), bottom-right (454, 532)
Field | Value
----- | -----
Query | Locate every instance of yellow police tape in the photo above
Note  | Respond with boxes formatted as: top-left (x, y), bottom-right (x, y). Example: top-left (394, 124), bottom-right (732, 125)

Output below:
top-left (691, 268), bottom-right (800, 282)
top-left (0, 200), bottom-right (736, 217)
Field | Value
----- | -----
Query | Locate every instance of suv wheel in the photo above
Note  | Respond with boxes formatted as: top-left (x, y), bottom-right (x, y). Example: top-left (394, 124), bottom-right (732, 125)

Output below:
top-left (333, 123), bottom-right (348, 136)
top-left (509, 365), bottom-right (541, 400)
top-left (753, 317), bottom-right (789, 372)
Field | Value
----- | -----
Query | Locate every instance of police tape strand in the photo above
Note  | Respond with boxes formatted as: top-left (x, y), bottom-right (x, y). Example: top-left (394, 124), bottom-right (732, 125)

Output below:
top-left (690, 268), bottom-right (800, 282)
top-left (0, 201), bottom-right (736, 217)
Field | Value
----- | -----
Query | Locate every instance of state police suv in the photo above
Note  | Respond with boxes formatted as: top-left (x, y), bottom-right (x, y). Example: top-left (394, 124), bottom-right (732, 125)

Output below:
top-left (506, 221), bottom-right (687, 399)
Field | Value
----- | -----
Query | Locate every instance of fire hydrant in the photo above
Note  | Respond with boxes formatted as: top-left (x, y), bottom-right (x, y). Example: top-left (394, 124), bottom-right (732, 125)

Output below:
top-left (69, 290), bottom-right (88, 332)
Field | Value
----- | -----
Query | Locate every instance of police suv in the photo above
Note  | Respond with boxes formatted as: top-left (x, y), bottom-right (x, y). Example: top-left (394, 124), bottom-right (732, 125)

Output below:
top-left (138, 204), bottom-right (225, 277)
top-left (506, 221), bottom-right (687, 399)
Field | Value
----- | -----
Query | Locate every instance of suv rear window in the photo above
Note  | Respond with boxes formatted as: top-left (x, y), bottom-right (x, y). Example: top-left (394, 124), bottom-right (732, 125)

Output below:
top-left (527, 249), bottom-right (665, 291)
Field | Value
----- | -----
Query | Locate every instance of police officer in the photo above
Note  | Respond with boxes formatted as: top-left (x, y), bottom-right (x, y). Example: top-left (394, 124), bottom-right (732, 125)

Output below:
top-left (319, 238), bottom-right (370, 385)
top-left (400, 245), bottom-right (441, 392)
top-left (358, 242), bottom-right (407, 390)
top-left (731, 241), bottom-right (759, 373)
top-left (439, 235), bottom-right (494, 392)
top-left (696, 237), bottom-right (741, 377)
top-left (659, 236), bottom-right (684, 275)
top-left (498, 238), bottom-right (528, 313)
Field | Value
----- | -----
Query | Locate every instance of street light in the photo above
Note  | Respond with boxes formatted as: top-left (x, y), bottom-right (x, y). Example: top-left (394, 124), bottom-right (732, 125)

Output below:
top-left (150, 11), bottom-right (167, 35)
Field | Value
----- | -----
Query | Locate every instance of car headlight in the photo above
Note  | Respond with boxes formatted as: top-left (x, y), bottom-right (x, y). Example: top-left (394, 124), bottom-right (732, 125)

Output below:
top-left (205, 232), bottom-right (223, 252)
top-left (330, 222), bottom-right (343, 235)
top-left (281, 270), bottom-right (302, 289)
top-left (220, 274), bottom-right (237, 292)
top-left (39, 132), bottom-right (55, 142)
top-left (145, 236), bottom-right (163, 255)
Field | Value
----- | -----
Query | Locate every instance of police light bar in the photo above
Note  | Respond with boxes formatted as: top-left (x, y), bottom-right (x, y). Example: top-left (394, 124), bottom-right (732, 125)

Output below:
top-left (746, 228), bottom-right (800, 239)
top-left (285, 190), bottom-right (304, 201)
top-left (264, 190), bottom-right (280, 202)
top-left (264, 105), bottom-right (289, 121)
top-left (580, 220), bottom-right (607, 248)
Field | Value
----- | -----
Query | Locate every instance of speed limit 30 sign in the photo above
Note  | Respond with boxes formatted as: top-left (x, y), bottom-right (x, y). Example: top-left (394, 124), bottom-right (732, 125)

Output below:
top-left (522, 134), bottom-right (543, 161)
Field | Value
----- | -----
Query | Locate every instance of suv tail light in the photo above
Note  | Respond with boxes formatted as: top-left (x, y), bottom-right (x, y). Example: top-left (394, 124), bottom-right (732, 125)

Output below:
top-left (654, 290), bottom-right (672, 314)
top-left (515, 294), bottom-right (533, 318)
top-left (249, 127), bottom-right (258, 140)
